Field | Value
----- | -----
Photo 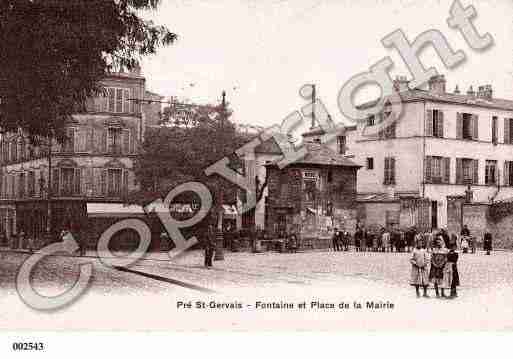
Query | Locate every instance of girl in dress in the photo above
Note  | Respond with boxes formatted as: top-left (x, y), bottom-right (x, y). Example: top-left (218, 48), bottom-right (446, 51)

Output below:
top-left (410, 240), bottom-right (429, 297)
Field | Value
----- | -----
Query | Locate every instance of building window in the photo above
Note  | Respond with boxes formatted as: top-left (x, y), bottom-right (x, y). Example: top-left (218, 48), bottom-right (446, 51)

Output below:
top-left (456, 158), bottom-right (478, 184)
top-left (61, 168), bottom-right (75, 196)
top-left (107, 127), bottom-right (123, 154)
top-left (457, 112), bottom-right (478, 140)
top-left (383, 157), bottom-right (395, 185)
top-left (327, 170), bottom-right (333, 183)
top-left (425, 156), bottom-right (450, 184)
top-left (366, 157), bottom-right (374, 170)
top-left (485, 160), bottom-right (497, 185)
top-left (59, 168), bottom-right (81, 196)
top-left (104, 87), bottom-right (132, 113)
top-left (302, 171), bottom-right (318, 202)
top-left (107, 168), bottom-right (123, 197)
top-left (63, 128), bottom-right (75, 153)
top-left (432, 110), bottom-right (443, 137)
top-left (337, 136), bottom-right (346, 154)
top-left (492, 116), bottom-right (498, 145)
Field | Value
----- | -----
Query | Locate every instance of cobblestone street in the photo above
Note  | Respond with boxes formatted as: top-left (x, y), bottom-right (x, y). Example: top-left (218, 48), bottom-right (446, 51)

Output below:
top-left (1, 248), bottom-right (513, 330)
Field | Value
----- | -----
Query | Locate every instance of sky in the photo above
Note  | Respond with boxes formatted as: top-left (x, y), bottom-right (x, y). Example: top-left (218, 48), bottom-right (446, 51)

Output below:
top-left (139, 0), bottom-right (513, 135)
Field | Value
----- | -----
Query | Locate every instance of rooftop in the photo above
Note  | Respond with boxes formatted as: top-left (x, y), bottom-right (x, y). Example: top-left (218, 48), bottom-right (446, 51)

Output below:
top-left (266, 142), bottom-right (360, 168)
top-left (357, 86), bottom-right (513, 112)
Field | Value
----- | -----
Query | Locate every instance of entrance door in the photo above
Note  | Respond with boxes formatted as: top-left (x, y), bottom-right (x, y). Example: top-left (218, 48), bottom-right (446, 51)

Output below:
top-left (431, 201), bottom-right (438, 229)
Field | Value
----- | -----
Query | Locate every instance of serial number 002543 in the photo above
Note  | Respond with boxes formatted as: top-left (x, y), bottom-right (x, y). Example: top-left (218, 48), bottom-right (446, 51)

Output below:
top-left (12, 342), bottom-right (45, 351)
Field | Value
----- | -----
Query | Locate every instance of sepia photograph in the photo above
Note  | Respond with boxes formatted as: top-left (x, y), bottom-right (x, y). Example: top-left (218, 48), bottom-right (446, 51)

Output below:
top-left (1, 0), bottom-right (513, 355)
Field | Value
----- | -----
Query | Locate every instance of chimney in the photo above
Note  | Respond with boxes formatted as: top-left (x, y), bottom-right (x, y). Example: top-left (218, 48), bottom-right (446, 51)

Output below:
top-left (477, 84), bottom-right (493, 100)
top-left (393, 76), bottom-right (410, 92)
top-left (454, 85), bottom-right (460, 94)
top-left (428, 75), bottom-right (446, 94)
top-left (467, 85), bottom-right (475, 97)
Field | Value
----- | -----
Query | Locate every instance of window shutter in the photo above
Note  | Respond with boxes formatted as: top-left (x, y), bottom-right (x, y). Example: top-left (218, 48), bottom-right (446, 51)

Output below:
top-left (100, 130), bottom-right (107, 153)
top-left (384, 158), bottom-right (389, 184)
top-left (87, 128), bottom-right (94, 152)
top-left (438, 111), bottom-right (444, 138)
top-left (84, 168), bottom-right (93, 197)
top-left (472, 114), bottom-right (479, 140)
top-left (456, 158), bottom-right (463, 184)
top-left (101, 169), bottom-right (107, 196)
top-left (443, 157), bottom-right (450, 183)
top-left (102, 90), bottom-right (109, 112)
top-left (130, 128), bottom-right (136, 154)
top-left (390, 157), bottom-right (395, 184)
top-left (425, 156), bottom-right (432, 183)
top-left (129, 88), bottom-right (135, 113)
top-left (123, 170), bottom-right (129, 196)
top-left (505, 118), bottom-right (511, 144)
top-left (123, 89), bottom-right (130, 113)
top-left (52, 168), bottom-right (60, 196)
top-left (122, 129), bottom-right (130, 154)
top-left (74, 168), bottom-right (81, 195)
top-left (504, 162), bottom-right (510, 186)
top-left (92, 168), bottom-right (100, 196)
top-left (456, 113), bottom-right (463, 139)
top-left (425, 110), bottom-right (433, 136)
top-left (473, 159), bottom-right (479, 184)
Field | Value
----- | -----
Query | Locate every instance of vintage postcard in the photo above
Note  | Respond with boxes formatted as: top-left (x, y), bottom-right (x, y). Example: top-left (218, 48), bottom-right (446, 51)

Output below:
top-left (1, 1), bottom-right (513, 349)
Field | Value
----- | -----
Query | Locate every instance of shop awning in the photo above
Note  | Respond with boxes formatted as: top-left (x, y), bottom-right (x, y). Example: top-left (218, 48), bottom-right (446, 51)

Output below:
top-left (86, 203), bottom-right (147, 218)
top-left (86, 202), bottom-right (210, 218)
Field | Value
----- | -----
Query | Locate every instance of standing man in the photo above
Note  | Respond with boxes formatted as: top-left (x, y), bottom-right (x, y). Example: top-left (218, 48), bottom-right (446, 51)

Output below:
top-left (354, 226), bottom-right (363, 252)
top-left (483, 231), bottom-right (493, 255)
top-left (204, 224), bottom-right (215, 268)
top-left (332, 228), bottom-right (340, 252)
top-left (342, 229), bottom-right (350, 251)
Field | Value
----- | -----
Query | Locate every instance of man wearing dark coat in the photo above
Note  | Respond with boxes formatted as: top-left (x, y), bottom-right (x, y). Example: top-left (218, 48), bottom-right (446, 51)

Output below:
top-left (445, 245), bottom-right (460, 298)
top-left (354, 227), bottom-right (363, 252)
top-left (332, 228), bottom-right (340, 252)
top-left (204, 225), bottom-right (216, 268)
top-left (483, 232), bottom-right (493, 255)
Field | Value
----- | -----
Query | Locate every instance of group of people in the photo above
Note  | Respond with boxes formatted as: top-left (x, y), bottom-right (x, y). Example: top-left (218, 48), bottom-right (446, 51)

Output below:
top-left (332, 224), bottom-right (493, 256)
top-left (410, 236), bottom-right (460, 299)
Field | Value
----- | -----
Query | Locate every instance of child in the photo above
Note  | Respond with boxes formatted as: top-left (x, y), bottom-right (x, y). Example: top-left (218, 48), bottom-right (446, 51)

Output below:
top-left (443, 244), bottom-right (460, 298)
top-left (461, 237), bottom-right (469, 254)
top-left (429, 239), bottom-right (448, 298)
top-left (410, 241), bottom-right (429, 298)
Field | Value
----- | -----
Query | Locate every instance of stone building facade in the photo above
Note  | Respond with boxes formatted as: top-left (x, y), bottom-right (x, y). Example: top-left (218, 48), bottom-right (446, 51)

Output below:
top-left (264, 142), bottom-right (360, 247)
top-left (0, 70), bottom-right (159, 248)
top-left (303, 75), bottom-right (513, 240)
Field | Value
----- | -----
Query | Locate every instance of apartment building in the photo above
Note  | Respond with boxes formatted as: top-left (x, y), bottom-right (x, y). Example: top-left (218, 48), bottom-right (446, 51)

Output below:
top-left (0, 69), bottom-right (158, 247)
top-left (303, 75), bottom-right (513, 233)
